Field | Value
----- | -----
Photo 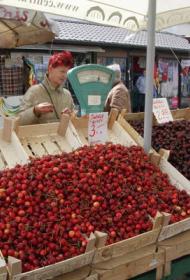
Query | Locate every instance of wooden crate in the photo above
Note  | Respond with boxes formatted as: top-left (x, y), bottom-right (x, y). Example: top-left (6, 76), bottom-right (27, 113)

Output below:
top-left (0, 115), bottom-right (84, 170)
top-left (7, 233), bottom-right (96, 280)
top-left (0, 112), bottom-right (190, 279)
top-left (117, 114), bottom-right (190, 242)
top-left (0, 251), bottom-right (7, 280)
top-left (117, 110), bottom-right (190, 191)
top-left (0, 113), bottom-right (136, 170)
top-left (124, 107), bottom-right (190, 124)
top-left (90, 214), bottom-right (166, 280)
top-left (118, 107), bottom-right (190, 148)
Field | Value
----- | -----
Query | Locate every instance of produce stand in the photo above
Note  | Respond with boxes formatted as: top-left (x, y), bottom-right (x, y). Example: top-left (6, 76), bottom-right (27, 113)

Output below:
top-left (1, 114), bottom-right (190, 280)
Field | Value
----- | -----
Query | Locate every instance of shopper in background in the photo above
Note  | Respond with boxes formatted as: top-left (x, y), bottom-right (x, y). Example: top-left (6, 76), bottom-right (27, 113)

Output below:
top-left (104, 64), bottom-right (131, 113)
top-left (136, 69), bottom-right (146, 112)
top-left (18, 51), bottom-right (74, 125)
top-left (136, 69), bottom-right (158, 112)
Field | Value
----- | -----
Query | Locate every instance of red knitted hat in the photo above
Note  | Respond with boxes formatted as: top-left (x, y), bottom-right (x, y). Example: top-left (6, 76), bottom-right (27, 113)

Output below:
top-left (48, 51), bottom-right (73, 69)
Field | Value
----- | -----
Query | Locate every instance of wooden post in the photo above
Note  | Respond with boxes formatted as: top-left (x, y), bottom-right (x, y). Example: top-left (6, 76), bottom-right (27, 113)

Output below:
top-left (0, 255), bottom-right (7, 276)
top-left (108, 109), bottom-right (119, 129)
top-left (85, 233), bottom-right (96, 252)
top-left (161, 212), bottom-right (171, 227)
top-left (163, 247), bottom-right (172, 276)
top-left (148, 152), bottom-right (161, 167)
top-left (120, 109), bottom-right (127, 117)
top-left (57, 114), bottom-right (70, 136)
top-left (153, 212), bottom-right (164, 230)
top-left (2, 117), bottom-right (14, 142)
top-left (13, 117), bottom-right (20, 134)
top-left (94, 231), bottom-right (108, 248)
top-left (159, 148), bottom-right (170, 161)
top-left (8, 256), bottom-right (22, 276)
top-left (156, 265), bottom-right (164, 280)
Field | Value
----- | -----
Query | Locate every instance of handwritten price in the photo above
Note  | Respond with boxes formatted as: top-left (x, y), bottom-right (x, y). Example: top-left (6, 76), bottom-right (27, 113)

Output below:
top-left (88, 112), bottom-right (108, 144)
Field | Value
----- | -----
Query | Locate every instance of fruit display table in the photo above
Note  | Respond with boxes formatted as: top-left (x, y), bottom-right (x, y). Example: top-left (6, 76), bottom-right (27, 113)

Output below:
top-left (0, 114), bottom-right (190, 280)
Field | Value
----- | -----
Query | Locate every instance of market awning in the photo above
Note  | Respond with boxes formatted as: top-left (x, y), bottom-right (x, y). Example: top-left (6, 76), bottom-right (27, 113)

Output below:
top-left (0, 5), bottom-right (58, 48)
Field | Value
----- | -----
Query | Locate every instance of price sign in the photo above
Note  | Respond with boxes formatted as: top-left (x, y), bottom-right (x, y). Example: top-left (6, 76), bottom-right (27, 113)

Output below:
top-left (88, 112), bottom-right (108, 145)
top-left (153, 98), bottom-right (173, 124)
top-left (88, 95), bottom-right (101, 105)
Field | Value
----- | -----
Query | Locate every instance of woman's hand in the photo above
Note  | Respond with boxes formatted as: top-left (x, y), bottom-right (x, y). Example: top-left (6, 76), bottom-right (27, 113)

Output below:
top-left (34, 102), bottom-right (53, 116)
top-left (61, 107), bottom-right (72, 115)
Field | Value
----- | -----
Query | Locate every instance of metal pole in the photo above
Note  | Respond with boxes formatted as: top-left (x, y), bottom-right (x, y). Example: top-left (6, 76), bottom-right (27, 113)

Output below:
top-left (143, 0), bottom-right (156, 153)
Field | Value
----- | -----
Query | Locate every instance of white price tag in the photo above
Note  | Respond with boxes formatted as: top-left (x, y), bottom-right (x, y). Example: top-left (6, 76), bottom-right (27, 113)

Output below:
top-left (88, 112), bottom-right (108, 145)
top-left (153, 98), bottom-right (173, 124)
top-left (88, 95), bottom-right (101, 106)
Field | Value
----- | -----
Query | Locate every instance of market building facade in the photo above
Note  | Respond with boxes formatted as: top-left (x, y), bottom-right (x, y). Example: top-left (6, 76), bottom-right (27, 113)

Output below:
top-left (0, 16), bottom-right (190, 111)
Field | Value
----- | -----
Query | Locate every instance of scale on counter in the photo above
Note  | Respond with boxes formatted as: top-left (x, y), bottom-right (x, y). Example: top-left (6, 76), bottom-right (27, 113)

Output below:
top-left (67, 64), bottom-right (115, 115)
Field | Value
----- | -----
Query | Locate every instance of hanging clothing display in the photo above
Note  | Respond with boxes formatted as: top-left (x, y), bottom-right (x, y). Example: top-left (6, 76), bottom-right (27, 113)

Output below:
top-left (158, 59), bottom-right (178, 98)
top-left (1, 66), bottom-right (23, 96)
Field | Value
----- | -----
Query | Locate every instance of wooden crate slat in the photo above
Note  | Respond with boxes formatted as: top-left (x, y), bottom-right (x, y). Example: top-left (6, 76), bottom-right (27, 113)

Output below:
top-left (125, 112), bottom-right (145, 121)
top-left (20, 138), bottom-right (35, 157)
top-left (65, 122), bottom-right (83, 151)
top-left (118, 115), bottom-right (144, 146)
top-left (171, 108), bottom-right (190, 120)
top-left (40, 137), bottom-right (62, 155)
top-left (74, 129), bottom-right (88, 145)
top-left (93, 228), bottom-right (161, 264)
top-left (164, 241), bottom-right (190, 262)
top-left (112, 122), bottom-right (137, 147)
top-left (159, 158), bottom-right (190, 192)
top-left (53, 266), bottom-right (91, 280)
top-left (0, 151), bottom-right (6, 170)
top-left (124, 108), bottom-right (190, 122)
top-left (158, 230), bottom-right (190, 277)
top-left (0, 131), bottom-right (29, 168)
top-left (93, 249), bottom-right (164, 280)
top-left (17, 123), bottom-right (59, 138)
top-left (158, 217), bottom-right (190, 242)
top-left (24, 137), bottom-right (48, 157)
top-left (93, 244), bottom-right (156, 270)
top-left (11, 251), bottom-right (95, 280)
top-left (51, 136), bottom-right (73, 153)
top-left (71, 116), bottom-right (88, 129)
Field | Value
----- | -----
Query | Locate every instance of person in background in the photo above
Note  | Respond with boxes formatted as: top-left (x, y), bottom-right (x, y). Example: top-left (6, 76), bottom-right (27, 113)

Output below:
top-left (136, 69), bottom-right (158, 112)
top-left (136, 69), bottom-right (146, 112)
top-left (18, 51), bottom-right (74, 125)
top-left (104, 64), bottom-right (131, 113)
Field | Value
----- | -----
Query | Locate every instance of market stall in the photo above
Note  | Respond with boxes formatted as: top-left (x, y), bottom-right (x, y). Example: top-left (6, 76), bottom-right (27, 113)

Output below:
top-left (0, 1), bottom-right (190, 278)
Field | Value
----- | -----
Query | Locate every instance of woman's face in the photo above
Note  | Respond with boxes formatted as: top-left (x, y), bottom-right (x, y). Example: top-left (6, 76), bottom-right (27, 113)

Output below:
top-left (48, 65), bottom-right (70, 87)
